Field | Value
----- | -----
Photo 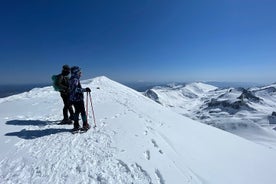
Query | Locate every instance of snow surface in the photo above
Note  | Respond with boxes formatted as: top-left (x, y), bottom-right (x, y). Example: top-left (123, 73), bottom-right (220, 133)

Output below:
top-left (1, 76), bottom-right (276, 184)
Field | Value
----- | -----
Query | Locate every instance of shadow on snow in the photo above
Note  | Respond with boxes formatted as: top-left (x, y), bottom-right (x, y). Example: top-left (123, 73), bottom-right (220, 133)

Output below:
top-left (6, 119), bottom-right (60, 126)
top-left (5, 128), bottom-right (70, 140)
top-left (5, 120), bottom-right (71, 140)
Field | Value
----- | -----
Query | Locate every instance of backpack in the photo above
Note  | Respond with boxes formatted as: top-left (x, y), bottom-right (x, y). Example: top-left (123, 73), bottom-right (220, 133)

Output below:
top-left (51, 74), bottom-right (62, 91)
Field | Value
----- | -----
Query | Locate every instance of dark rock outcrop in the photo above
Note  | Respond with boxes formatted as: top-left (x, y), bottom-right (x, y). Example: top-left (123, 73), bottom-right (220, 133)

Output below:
top-left (144, 89), bottom-right (161, 104)
top-left (206, 98), bottom-right (255, 114)
top-left (237, 89), bottom-right (261, 103)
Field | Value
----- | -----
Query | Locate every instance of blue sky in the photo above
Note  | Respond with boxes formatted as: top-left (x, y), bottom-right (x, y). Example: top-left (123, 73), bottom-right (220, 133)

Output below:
top-left (0, 0), bottom-right (276, 84)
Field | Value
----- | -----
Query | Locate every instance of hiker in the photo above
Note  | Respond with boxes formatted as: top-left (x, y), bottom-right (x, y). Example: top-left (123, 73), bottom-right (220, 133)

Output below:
top-left (69, 66), bottom-right (91, 131)
top-left (56, 65), bottom-right (75, 124)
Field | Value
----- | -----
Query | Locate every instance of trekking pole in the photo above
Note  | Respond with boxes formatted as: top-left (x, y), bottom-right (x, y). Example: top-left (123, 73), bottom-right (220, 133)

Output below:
top-left (88, 92), bottom-right (97, 128)
top-left (86, 92), bottom-right (89, 121)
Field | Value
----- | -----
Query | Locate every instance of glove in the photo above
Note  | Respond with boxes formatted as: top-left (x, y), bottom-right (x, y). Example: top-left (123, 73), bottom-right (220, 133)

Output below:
top-left (85, 87), bottom-right (91, 92)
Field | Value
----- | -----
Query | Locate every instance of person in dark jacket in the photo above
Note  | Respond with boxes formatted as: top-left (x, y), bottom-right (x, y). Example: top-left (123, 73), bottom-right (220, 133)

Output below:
top-left (57, 65), bottom-right (74, 124)
top-left (69, 66), bottom-right (91, 131)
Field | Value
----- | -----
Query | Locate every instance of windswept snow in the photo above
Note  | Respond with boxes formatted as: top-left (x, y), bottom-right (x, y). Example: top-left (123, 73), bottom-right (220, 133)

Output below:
top-left (1, 76), bottom-right (276, 184)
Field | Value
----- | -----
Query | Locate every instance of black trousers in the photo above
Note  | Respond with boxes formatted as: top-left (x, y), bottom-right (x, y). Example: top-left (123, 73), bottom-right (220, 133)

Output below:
top-left (72, 100), bottom-right (87, 128)
top-left (60, 93), bottom-right (74, 120)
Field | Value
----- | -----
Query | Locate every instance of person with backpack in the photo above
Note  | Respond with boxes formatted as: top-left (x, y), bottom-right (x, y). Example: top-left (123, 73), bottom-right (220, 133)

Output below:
top-left (69, 66), bottom-right (91, 131)
top-left (55, 65), bottom-right (75, 124)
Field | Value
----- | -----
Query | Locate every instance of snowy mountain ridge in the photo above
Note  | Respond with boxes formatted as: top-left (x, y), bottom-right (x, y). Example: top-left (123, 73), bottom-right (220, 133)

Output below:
top-left (144, 81), bottom-right (276, 149)
top-left (1, 76), bottom-right (276, 184)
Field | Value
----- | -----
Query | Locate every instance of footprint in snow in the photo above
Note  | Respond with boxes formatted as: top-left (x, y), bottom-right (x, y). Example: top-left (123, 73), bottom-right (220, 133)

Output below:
top-left (151, 139), bottom-right (159, 148)
top-left (111, 113), bottom-right (121, 119)
top-left (146, 119), bottom-right (152, 123)
top-left (144, 130), bottom-right (148, 135)
top-left (117, 160), bottom-right (131, 173)
top-left (155, 169), bottom-right (165, 184)
top-left (151, 139), bottom-right (164, 155)
top-left (146, 126), bottom-right (153, 131)
top-left (144, 150), bottom-right (150, 160)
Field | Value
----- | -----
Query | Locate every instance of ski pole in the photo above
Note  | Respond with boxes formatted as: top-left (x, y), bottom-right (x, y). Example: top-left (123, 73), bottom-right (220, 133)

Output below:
top-left (88, 92), bottom-right (97, 128)
top-left (86, 92), bottom-right (89, 121)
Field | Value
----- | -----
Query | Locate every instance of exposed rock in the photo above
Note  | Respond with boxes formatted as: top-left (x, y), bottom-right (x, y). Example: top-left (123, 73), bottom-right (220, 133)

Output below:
top-left (144, 89), bottom-right (161, 104)
top-left (237, 89), bottom-right (261, 102)
top-left (206, 98), bottom-right (255, 114)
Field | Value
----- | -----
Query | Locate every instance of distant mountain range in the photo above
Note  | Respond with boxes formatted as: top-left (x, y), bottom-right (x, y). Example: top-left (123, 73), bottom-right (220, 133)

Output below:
top-left (144, 82), bottom-right (276, 148)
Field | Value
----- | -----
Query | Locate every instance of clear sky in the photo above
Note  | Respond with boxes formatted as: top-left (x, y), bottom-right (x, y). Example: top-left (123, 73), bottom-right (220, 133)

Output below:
top-left (0, 0), bottom-right (276, 84)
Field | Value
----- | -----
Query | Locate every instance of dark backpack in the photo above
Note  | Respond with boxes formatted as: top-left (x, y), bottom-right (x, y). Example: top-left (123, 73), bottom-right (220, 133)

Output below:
top-left (51, 74), bottom-right (62, 91)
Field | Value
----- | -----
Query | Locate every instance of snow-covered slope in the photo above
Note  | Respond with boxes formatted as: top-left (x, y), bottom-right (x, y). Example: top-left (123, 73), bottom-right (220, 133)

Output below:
top-left (144, 82), bottom-right (276, 149)
top-left (1, 77), bottom-right (276, 184)
top-left (144, 82), bottom-right (217, 117)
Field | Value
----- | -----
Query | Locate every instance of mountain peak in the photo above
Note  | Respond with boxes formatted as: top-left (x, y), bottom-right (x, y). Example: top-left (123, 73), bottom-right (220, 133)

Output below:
top-left (82, 75), bottom-right (112, 84)
top-left (186, 82), bottom-right (218, 93)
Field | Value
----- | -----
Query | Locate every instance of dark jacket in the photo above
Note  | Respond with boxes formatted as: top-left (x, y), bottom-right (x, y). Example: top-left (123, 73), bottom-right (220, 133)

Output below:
top-left (56, 74), bottom-right (70, 94)
top-left (69, 73), bottom-right (85, 102)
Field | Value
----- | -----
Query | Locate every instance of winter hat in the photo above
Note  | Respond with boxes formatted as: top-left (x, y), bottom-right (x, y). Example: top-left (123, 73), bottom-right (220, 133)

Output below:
top-left (62, 64), bottom-right (70, 71)
top-left (71, 66), bottom-right (81, 75)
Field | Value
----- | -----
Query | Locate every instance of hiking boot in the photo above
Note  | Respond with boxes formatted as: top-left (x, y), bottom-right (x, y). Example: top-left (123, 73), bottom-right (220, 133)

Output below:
top-left (71, 126), bottom-right (80, 132)
top-left (82, 123), bottom-right (91, 131)
top-left (59, 119), bottom-right (73, 125)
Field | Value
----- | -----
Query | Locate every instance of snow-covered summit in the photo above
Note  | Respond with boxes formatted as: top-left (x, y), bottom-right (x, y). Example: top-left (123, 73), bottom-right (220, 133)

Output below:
top-left (82, 76), bottom-right (114, 85)
top-left (184, 82), bottom-right (218, 94)
top-left (1, 76), bottom-right (276, 184)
